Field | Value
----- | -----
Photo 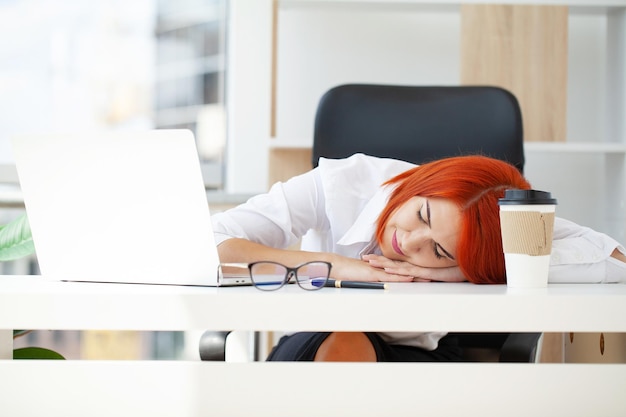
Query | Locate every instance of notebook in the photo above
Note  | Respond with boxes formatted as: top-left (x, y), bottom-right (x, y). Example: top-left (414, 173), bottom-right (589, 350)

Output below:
top-left (11, 129), bottom-right (251, 287)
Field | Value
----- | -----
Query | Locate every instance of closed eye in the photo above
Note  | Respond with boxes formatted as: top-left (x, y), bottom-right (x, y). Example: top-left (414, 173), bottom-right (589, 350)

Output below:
top-left (436, 242), bottom-right (455, 261)
top-left (420, 200), bottom-right (454, 261)
top-left (418, 204), bottom-right (429, 226)
top-left (432, 242), bottom-right (444, 259)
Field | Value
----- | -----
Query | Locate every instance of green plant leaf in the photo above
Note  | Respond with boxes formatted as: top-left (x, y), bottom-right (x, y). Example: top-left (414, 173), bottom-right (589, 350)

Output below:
top-left (13, 347), bottom-right (65, 360)
top-left (0, 213), bottom-right (35, 261)
top-left (13, 330), bottom-right (32, 339)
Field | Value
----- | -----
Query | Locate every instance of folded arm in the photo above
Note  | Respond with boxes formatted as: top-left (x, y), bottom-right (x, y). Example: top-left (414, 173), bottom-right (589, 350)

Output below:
top-left (548, 217), bottom-right (626, 283)
top-left (218, 238), bottom-right (415, 282)
top-left (361, 253), bottom-right (466, 282)
top-left (612, 248), bottom-right (626, 263)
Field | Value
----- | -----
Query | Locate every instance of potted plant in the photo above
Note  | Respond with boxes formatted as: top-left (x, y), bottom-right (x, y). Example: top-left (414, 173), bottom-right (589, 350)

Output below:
top-left (0, 213), bottom-right (64, 359)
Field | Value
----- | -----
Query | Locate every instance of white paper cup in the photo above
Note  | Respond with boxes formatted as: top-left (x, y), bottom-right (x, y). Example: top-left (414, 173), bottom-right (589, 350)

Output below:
top-left (499, 190), bottom-right (557, 288)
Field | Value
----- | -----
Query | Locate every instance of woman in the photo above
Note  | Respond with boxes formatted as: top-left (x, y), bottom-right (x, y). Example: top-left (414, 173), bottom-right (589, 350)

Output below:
top-left (212, 154), bottom-right (626, 362)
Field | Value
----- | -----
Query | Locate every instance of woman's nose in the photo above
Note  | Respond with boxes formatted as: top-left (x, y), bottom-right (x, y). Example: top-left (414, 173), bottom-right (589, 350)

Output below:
top-left (403, 228), bottom-right (428, 251)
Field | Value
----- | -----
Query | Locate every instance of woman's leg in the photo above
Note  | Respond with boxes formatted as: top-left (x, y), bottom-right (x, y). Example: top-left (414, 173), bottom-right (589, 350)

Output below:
top-left (266, 332), bottom-right (376, 361)
top-left (266, 332), bottom-right (462, 362)
top-left (313, 332), bottom-right (376, 362)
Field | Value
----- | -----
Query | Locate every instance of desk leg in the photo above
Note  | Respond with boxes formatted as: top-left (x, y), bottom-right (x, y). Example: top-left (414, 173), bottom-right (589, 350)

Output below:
top-left (540, 332), bottom-right (564, 363)
top-left (0, 329), bottom-right (13, 359)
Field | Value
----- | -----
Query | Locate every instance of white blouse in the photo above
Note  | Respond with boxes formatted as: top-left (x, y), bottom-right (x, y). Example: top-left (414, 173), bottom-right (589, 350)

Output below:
top-left (212, 154), bottom-right (626, 349)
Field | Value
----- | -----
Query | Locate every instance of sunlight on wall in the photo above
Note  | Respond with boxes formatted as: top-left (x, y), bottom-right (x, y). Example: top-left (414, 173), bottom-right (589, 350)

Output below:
top-left (0, 0), bottom-right (156, 164)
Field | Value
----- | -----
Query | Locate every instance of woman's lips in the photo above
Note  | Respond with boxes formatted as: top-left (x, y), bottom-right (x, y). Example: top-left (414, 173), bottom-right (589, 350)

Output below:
top-left (392, 230), bottom-right (405, 256)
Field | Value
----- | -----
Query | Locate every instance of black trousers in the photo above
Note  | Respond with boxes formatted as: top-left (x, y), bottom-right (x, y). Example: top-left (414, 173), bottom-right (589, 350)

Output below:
top-left (266, 332), bottom-right (463, 362)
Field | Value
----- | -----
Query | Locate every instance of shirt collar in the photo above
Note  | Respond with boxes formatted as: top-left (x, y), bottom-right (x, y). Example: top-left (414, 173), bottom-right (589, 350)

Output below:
top-left (337, 185), bottom-right (392, 247)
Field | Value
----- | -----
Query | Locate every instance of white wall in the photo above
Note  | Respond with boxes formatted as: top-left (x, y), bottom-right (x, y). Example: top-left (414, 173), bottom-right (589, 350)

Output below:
top-left (275, 3), bottom-right (460, 146)
top-left (224, 0), bottom-right (273, 194)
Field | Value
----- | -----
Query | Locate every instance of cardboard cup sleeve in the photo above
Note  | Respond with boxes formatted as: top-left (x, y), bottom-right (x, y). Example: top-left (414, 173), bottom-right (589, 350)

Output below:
top-left (499, 211), bottom-right (555, 256)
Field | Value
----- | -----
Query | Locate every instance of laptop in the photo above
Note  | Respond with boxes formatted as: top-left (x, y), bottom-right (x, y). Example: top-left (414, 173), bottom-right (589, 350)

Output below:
top-left (11, 129), bottom-right (251, 287)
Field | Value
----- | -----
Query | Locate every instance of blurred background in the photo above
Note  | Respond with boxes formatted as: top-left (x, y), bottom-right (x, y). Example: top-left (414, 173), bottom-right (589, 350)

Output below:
top-left (2, 0), bottom-right (228, 361)
top-left (0, 0), bottom-right (227, 185)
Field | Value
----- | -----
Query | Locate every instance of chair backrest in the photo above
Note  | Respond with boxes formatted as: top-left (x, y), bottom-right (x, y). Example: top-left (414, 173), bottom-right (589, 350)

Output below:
top-left (312, 84), bottom-right (524, 173)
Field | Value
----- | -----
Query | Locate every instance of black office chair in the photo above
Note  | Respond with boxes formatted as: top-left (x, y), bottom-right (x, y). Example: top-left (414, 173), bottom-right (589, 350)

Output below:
top-left (200, 84), bottom-right (542, 363)
top-left (312, 84), bottom-right (524, 171)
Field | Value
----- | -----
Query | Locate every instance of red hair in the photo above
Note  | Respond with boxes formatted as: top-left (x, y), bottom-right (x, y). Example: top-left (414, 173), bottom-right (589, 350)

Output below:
top-left (375, 156), bottom-right (531, 284)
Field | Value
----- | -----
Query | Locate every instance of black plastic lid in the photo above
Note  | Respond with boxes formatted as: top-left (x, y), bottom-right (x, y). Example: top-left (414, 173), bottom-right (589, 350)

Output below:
top-left (498, 189), bottom-right (557, 205)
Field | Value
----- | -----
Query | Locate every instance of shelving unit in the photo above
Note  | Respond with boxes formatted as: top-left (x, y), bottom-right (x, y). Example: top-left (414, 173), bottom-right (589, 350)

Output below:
top-left (227, 0), bottom-right (626, 243)
top-left (525, 142), bottom-right (626, 154)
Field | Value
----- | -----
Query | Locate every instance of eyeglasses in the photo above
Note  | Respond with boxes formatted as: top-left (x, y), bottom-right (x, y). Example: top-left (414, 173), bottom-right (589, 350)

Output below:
top-left (221, 261), bottom-right (331, 291)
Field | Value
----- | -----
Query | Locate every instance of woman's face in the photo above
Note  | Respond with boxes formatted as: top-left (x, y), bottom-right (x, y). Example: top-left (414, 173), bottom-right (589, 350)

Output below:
top-left (380, 196), bottom-right (461, 268)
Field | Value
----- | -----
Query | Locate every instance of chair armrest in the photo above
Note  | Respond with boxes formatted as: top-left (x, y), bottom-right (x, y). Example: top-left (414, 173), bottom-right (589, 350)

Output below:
top-left (199, 331), bottom-right (231, 361)
top-left (499, 332), bottom-right (543, 362)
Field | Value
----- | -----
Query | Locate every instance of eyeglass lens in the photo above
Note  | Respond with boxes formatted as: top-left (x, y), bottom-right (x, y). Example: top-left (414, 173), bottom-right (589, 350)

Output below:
top-left (249, 261), bottom-right (330, 291)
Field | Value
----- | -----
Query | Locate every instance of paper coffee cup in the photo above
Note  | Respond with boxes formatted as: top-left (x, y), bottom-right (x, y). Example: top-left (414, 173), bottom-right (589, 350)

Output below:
top-left (498, 190), bottom-right (557, 288)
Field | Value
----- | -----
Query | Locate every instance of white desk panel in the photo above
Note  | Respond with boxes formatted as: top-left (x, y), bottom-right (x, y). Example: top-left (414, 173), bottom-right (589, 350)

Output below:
top-left (0, 361), bottom-right (624, 417)
top-left (2, 276), bottom-right (626, 416)
top-left (1, 275), bottom-right (625, 332)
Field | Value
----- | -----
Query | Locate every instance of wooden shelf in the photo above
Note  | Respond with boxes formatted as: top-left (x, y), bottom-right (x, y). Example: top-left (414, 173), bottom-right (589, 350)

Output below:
top-left (525, 142), bottom-right (626, 153)
top-left (281, 0), bottom-right (626, 6)
top-left (269, 141), bottom-right (626, 153)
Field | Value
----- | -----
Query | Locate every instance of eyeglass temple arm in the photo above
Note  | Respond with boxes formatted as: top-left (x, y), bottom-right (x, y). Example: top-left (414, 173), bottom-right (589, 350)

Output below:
top-left (220, 262), bottom-right (250, 268)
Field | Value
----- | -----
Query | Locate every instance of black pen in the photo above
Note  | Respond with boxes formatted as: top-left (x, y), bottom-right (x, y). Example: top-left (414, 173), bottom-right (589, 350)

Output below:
top-left (311, 278), bottom-right (387, 290)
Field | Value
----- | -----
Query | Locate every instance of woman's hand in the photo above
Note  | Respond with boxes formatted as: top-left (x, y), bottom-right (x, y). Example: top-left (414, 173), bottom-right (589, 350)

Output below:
top-left (361, 254), bottom-right (467, 282)
top-left (327, 254), bottom-right (416, 282)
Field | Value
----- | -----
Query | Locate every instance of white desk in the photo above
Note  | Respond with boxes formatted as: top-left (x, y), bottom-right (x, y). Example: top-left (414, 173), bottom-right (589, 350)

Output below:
top-left (1, 275), bottom-right (625, 416)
